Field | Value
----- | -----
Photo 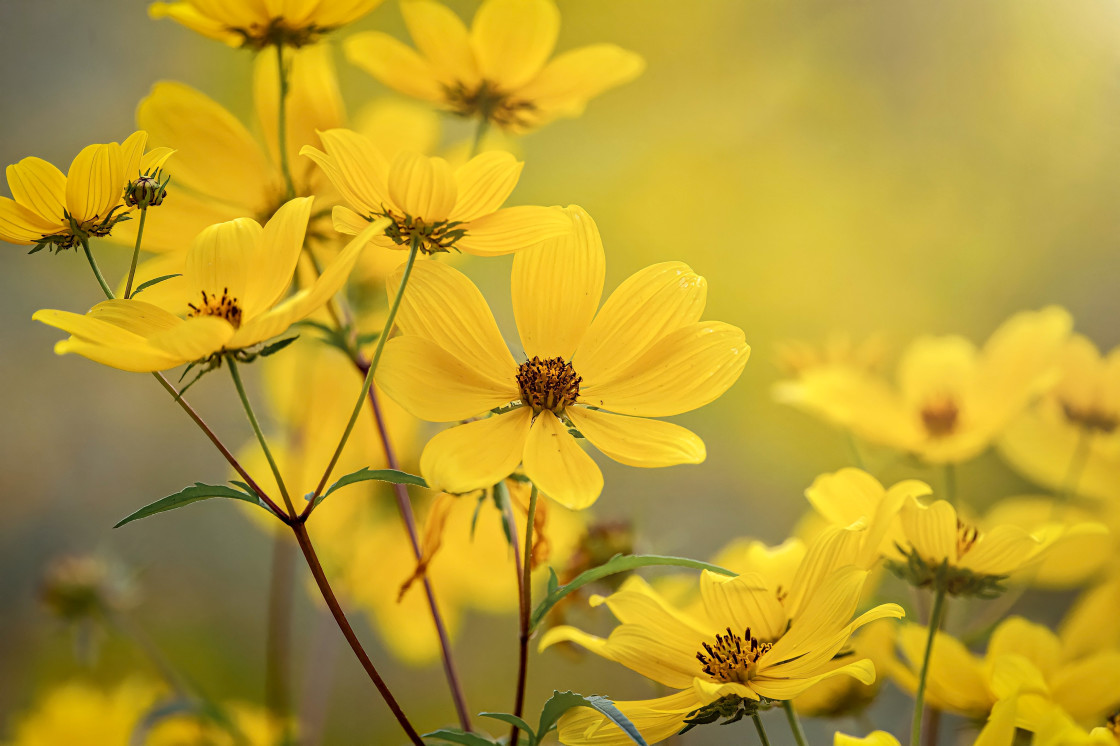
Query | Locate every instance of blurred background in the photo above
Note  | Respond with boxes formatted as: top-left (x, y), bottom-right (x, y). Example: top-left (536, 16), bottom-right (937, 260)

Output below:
top-left (2, 0), bottom-right (1120, 743)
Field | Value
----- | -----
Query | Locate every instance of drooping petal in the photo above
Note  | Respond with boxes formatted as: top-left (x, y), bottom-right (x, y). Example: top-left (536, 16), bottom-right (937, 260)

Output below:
top-left (455, 204), bottom-right (571, 256)
top-left (987, 617), bottom-right (1061, 680)
top-left (241, 196), bottom-right (313, 318)
top-left (148, 2), bottom-right (244, 45)
top-left (302, 128), bottom-right (390, 215)
top-left (332, 205), bottom-right (369, 236)
top-left (574, 262), bottom-right (707, 384)
top-left (451, 151), bottom-right (522, 222)
top-left (899, 498), bottom-right (958, 565)
top-left (557, 690), bottom-right (700, 746)
top-left (581, 322), bottom-right (749, 417)
top-left (1049, 651), bottom-right (1120, 721)
top-left (419, 407), bottom-right (532, 494)
top-left (753, 658), bottom-right (877, 701)
top-left (6, 157), bottom-right (67, 223)
top-left (0, 196), bottom-right (59, 244)
top-left (387, 151), bottom-right (457, 221)
top-left (523, 410), bottom-right (603, 509)
top-left (512, 205), bottom-right (603, 360)
top-left (147, 316), bottom-right (236, 363)
top-left (567, 407), bottom-right (704, 468)
top-left (515, 43), bottom-right (645, 122)
top-left (344, 31), bottom-right (445, 102)
top-left (960, 525), bottom-right (1041, 576)
top-left (400, 0), bottom-right (479, 87)
top-left (469, 0), bottom-right (559, 90)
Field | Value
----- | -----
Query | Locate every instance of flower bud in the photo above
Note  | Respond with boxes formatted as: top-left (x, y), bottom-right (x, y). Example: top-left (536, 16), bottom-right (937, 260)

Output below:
top-left (124, 171), bottom-right (170, 208)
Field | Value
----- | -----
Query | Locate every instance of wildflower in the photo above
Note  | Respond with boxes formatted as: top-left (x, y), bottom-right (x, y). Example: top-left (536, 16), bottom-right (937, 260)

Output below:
top-left (32, 199), bottom-right (385, 372)
top-left (376, 206), bottom-right (748, 508)
top-left (301, 128), bottom-right (570, 256)
top-left (0, 131), bottom-right (171, 252)
top-left (344, 0), bottom-right (644, 132)
top-left (775, 308), bottom-right (1072, 464)
top-left (149, 0), bottom-right (382, 48)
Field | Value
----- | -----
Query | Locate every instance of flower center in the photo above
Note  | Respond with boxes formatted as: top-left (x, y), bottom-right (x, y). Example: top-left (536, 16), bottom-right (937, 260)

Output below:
top-left (956, 519), bottom-right (981, 558)
top-left (696, 627), bottom-right (773, 684)
top-left (1060, 399), bottom-right (1118, 434)
top-left (187, 288), bottom-right (243, 328)
top-left (443, 80), bottom-right (536, 129)
top-left (921, 395), bottom-right (960, 437)
top-left (1106, 711), bottom-right (1120, 743)
top-left (516, 356), bottom-right (581, 414)
top-left (377, 209), bottom-right (466, 255)
top-left (229, 18), bottom-right (332, 49)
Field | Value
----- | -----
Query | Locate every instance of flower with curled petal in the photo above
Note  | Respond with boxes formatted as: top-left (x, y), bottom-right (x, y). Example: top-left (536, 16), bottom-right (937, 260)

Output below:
top-left (149, 0), bottom-right (383, 48)
top-left (32, 198), bottom-right (386, 372)
top-left (376, 205), bottom-right (749, 509)
top-left (344, 0), bottom-right (644, 132)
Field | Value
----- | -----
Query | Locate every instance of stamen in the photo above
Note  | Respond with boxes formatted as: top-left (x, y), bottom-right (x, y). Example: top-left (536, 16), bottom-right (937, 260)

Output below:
top-left (956, 519), bottom-right (981, 558)
top-left (442, 80), bottom-right (537, 129)
top-left (516, 356), bottom-right (581, 414)
top-left (187, 287), bottom-right (243, 328)
top-left (921, 395), bottom-right (959, 438)
top-left (695, 627), bottom-right (772, 684)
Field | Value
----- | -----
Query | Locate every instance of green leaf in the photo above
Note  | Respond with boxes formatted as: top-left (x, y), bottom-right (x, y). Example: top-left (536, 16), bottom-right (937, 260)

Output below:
top-left (536, 691), bottom-right (648, 746)
top-left (421, 728), bottom-right (500, 746)
top-left (258, 335), bottom-right (298, 357)
top-left (114, 482), bottom-right (272, 528)
top-left (130, 273), bottom-right (182, 297)
top-left (310, 467), bottom-right (428, 508)
top-left (530, 554), bottom-right (737, 631)
top-left (478, 712), bottom-right (535, 742)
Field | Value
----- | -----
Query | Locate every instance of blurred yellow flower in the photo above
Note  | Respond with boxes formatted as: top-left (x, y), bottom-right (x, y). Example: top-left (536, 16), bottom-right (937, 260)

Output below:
top-left (775, 307), bottom-right (1072, 464)
top-left (775, 333), bottom-right (887, 378)
top-left (149, 0), bottom-right (382, 48)
top-left (835, 732), bottom-right (901, 746)
top-left (301, 128), bottom-right (570, 256)
top-left (33, 200), bottom-right (385, 372)
top-left (1000, 334), bottom-right (1120, 502)
top-left (344, 0), bottom-right (644, 132)
top-left (0, 131), bottom-right (171, 251)
top-left (376, 206), bottom-right (749, 508)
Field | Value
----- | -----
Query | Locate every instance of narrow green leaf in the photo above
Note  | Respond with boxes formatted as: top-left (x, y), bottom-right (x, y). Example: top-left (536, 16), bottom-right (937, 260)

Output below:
top-left (478, 712), bottom-right (535, 741)
top-left (536, 691), bottom-right (648, 746)
top-left (130, 273), bottom-right (182, 297)
top-left (421, 728), bottom-right (500, 746)
top-left (114, 483), bottom-right (267, 528)
top-left (311, 467), bottom-right (428, 508)
top-left (258, 335), bottom-right (298, 357)
top-left (530, 554), bottom-right (737, 631)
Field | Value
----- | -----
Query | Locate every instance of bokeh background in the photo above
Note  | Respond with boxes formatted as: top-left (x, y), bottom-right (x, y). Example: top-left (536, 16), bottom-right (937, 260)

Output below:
top-left (2, 0), bottom-right (1120, 743)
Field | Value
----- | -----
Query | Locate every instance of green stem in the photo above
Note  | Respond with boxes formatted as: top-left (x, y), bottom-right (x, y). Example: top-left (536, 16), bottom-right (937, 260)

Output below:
top-left (123, 206), bottom-right (148, 298)
top-left (275, 43), bottom-right (296, 201)
top-left (470, 117), bottom-right (490, 159)
top-left (752, 713), bottom-right (772, 746)
top-left (228, 356), bottom-right (296, 517)
top-left (509, 483), bottom-right (539, 746)
top-left (82, 239), bottom-right (114, 299)
top-left (265, 528), bottom-right (296, 727)
top-left (844, 432), bottom-right (866, 470)
top-left (304, 240), bottom-right (420, 515)
top-left (1059, 429), bottom-right (1093, 501)
top-left (911, 587), bottom-right (948, 746)
top-left (781, 701), bottom-right (809, 746)
top-left (943, 462), bottom-right (957, 506)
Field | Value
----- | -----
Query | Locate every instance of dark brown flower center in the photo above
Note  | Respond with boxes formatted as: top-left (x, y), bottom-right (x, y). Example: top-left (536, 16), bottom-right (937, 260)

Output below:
top-left (443, 80), bottom-right (536, 130)
top-left (696, 627), bottom-right (773, 684)
top-left (187, 288), bottom-right (243, 328)
top-left (516, 356), bottom-right (581, 414)
top-left (376, 209), bottom-right (465, 255)
top-left (1060, 399), bottom-right (1118, 434)
top-left (229, 18), bottom-right (333, 49)
top-left (921, 395), bottom-right (960, 438)
top-left (1106, 711), bottom-right (1120, 742)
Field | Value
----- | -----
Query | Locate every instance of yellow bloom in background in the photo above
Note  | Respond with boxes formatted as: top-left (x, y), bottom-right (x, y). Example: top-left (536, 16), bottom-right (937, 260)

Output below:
top-left (775, 307), bottom-right (1072, 464)
top-left (0, 131), bottom-right (171, 251)
top-left (1059, 577), bottom-right (1120, 659)
top-left (33, 200), bottom-right (385, 372)
top-left (301, 128), bottom-right (570, 256)
top-left (344, 0), bottom-right (644, 132)
top-left (376, 206), bottom-right (749, 508)
top-left (775, 333), bottom-right (888, 378)
top-left (149, 0), bottom-right (383, 48)
top-left (999, 334), bottom-right (1120, 502)
top-left (540, 528), bottom-right (903, 744)
top-left (835, 732), bottom-right (901, 746)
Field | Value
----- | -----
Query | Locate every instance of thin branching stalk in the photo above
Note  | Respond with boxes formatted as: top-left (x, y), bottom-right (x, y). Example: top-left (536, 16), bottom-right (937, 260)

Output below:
top-left (911, 587), bottom-right (948, 746)
top-left (510, 483), bottom-right (539, 746)
top-left (265, 529), bottom-right (296, 726)
top-left (228, 356), bottom-right (296, 516)
top-left (470, 117), bottom-right (490, 159)
top-left (82, 239), bottom-right (114, 299)
top-left (275, 43), bottom-right (296, 201)
top-left (123, 206), bottom-right (148, 298)
top-left (752, 713), bottom-right (772, 746)
top-left (782, 700), bottom-right (809, 746)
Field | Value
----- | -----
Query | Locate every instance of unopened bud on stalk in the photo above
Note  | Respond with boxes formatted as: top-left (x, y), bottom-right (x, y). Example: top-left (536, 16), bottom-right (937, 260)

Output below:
top-left (124, 170), bottom-right (170, 208)
top-left (41, 555), bottom-right (131, 621)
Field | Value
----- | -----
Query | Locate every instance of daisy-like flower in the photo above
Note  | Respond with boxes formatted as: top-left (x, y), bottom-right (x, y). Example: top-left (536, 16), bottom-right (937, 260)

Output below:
top-left (775, 307), bottom-right (1073, 464)
top-left (375, 206), bottom-right (748, 509)
top-left (0, 131), bottom-right (171, 252)
top-left (344, 0), bottom-right (644, 132)
top-left (32, 198), bottom-right (386, 372)
top-left (301, 128), bottom-right (570, 256)
top-left (539, 528), bottom-right (904, 744)
top-left (149, 0), bottom-right (383, 48)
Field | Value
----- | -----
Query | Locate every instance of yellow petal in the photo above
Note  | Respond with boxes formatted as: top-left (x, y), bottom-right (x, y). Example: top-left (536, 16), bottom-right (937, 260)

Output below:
top-left (987, 617), bottom-right (1061, 680)
top-left (523, 411), bottom-right (602, 509)
top-left (33, 302), bottom-right (189, 373)
top-left (961, 525), bottom-right (1040, 576)
top-left (148, 2), bottom-right (244, 45)
top-left (557, 690), bottom-right (699, 746)
top-left (6, 156), bottom-right (67, 223)
top-left (344, 31), bottom-right (444, 102)
top-left (754, 658), bottom-right (877, 701)
top-left (400, 0), bottom-right (479, 86)
top-left (804, 468), bottom-right (889, 529)
top-left (899, 498), bottom-right (957, 565)
top-left (148, 316), bottom-right (235, 362)
top-left (387, 151), bottom-right (457, 221)
top-left (352, 98), bottom-right (441, 160)
top-left (895, 624), bottom-right (991, 715)
top-left (835, 732), bottom-right (901, 746)
top-left (469, 0), bottom-right (559, 89)
top-left (567, 407), bottom-right (704, 468)
top-left (332, 204), bottom-right (369, 236)
top-left (515, 43), bottom-right (645, 121)
top-left (0, 196), bottom-right (59, 244)
top-left (575, 262), bottom-right (707, 384)
top-left (511, 205), bottom-right (603, 360)
top-left (455, 204), bottom-right (571, 256)
top-left (66, 142), bottom-right (121, 224)
top-left (581, 322), bottom-right (749, 417)
top-left (1050, 651), bottom-right (1120, 720)
top-left (377, 336), bottom-right (517, 421)
top-left (698, 571), bottom-right (787, 642)
top-left (318, 128), bottom-right (393, 213)
top-left (118, 130), bottom-right (147, 180)
top-left (978, 306), bottom-right (1073, 420)
top-left (419, 407), bottom-right (532, 494)
top-left (185, 217), bottom-right (261, 315)
top-left (390, 259), bottom-right (518, 386)
top-left (451, 151), bottom-right (522, 222)
top-left (243, 197), bottom-right (313, 316)
top-left (112, 188), bottom-right (241, 254)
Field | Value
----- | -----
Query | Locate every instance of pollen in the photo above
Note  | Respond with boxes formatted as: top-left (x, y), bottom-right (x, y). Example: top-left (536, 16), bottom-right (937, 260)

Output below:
top-left (516, 356), bottom-right (581, 414)
top-left (696, 627), bottom-right (772, 684)
top-left (956, 519), bottom-right (981, 558)
top-left (187, 288), bottom-right (243, 328)
top-left (921, 395), bottom-right (960, 438)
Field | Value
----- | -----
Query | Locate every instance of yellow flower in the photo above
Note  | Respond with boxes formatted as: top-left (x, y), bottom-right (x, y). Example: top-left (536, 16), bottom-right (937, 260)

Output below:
top-left (0, 131), bottom-right (171, 251)
top-left (344, 0), bottom-right (644, 132)
top-left (835, 732), bottom-right (901, 746)
top-left (301, 128), bottom-right (570, 256)
top-left (999, 333), bottom-right (1120, 502)
top-left (775, 307), bottom-right (1073, 464)
top-left (540, 528), bottom-right (903, 744)
top-left (775, 333), bottom-right (888, 378)
top-left (149, 0), bottom-right (382, 48)
top-left (376, 206), bottom-right (749, 508)
top-left (32, 199), bottom-right (386, 372)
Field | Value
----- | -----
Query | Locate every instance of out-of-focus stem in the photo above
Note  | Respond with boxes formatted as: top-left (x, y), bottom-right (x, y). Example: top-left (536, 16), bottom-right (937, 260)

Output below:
top-left (509, 483), bottom-right (539, 746)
